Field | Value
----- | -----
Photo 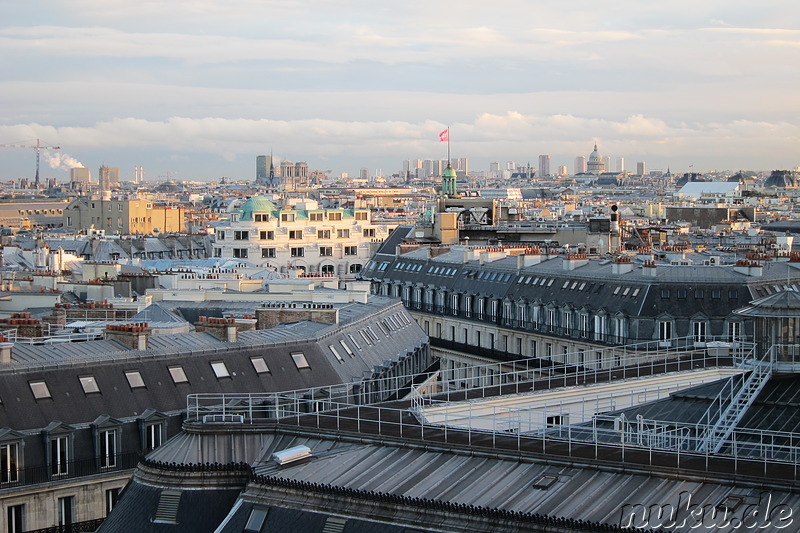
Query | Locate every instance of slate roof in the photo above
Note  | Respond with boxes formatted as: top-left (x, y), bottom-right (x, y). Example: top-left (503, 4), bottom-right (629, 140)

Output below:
top-left (97, 480), bottom-right (241, 533)
top-left (0, 297), bottom-right (427, 431)
top-left (107, 425), bottom-right (800, 532)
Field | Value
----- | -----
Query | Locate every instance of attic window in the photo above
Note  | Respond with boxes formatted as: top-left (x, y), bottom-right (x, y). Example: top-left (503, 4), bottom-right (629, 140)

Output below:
top-left (329, 345), bottom-right (343, 363)
top-left (244, 507), bottom-right (269, 533)
top-left (210, 361), bottom-right (230, 379)
top-left (250, 357), bottom-right (270, 374)
top-left (347, 334), bottom-right (361, 350)
top-left (30, 380), bottom-right (51, 399)
top-left (168, 366), bottom-right (188, 384)
top-left (339, 340), bottom-right (354, 356)
top-left (154, 490), bottom-right (181, 524)
top-left (79, 376), bottom-right (100, 394)
top-left (291, 352), bottom-right (310, 370)
top-left (124, 370), bottom-right (145, 389)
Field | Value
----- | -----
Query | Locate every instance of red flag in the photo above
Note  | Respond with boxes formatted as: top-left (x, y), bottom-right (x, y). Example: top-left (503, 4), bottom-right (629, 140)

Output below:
top-left (439, 128), bottom-right (449, 142)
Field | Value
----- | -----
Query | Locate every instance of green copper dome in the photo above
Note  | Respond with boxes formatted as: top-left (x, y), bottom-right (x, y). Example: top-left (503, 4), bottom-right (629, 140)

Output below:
top-left (237, 196), bottom-right (277, 221)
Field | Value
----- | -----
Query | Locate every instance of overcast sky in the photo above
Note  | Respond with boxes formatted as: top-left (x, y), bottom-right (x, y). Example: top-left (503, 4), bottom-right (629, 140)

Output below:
top-left (1, 1), bottom-right (799, 182)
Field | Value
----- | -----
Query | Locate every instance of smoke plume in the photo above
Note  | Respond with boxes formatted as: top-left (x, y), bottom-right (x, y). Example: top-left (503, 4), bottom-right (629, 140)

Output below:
top-left (45, 152), bottom-right (85, 170)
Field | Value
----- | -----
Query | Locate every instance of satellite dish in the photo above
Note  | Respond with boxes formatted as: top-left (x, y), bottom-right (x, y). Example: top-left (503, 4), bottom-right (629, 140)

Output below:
top-left (668, 239), bottom-right (675, 246)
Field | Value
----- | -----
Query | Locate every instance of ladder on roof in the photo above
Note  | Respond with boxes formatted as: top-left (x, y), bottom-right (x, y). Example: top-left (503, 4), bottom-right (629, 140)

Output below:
top-left (698, 362), bottom-right (772, 453)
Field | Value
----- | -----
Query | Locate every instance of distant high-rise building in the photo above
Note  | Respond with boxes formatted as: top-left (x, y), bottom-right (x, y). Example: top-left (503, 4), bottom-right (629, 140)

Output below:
top-left (604, 156), bottom-right (611, 172)
top-left (558, 165), bottom-right (568, 176)
top-left (359, 168), bottom-right (370, 180)
top-left (538, 155), bottom-right (551, 178)
top-left (70, 167), bottom-right (91, 183)
top-left (98, 165), bottom-right (120, 192)
top-left (616, 157), bottom-right (625, 173)
top-left (450, 158), bottom-right (469, 173)
top-left (574, 156), bottom-right (587, 174)
top-left (637, 161), bottom-right (648, 176)
top-left (256, 155), bottom-right (268, 184)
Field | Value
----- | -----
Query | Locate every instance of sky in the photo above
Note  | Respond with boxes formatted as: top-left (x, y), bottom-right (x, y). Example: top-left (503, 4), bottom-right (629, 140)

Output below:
top-left (1, 1), bottom-right (799, 182)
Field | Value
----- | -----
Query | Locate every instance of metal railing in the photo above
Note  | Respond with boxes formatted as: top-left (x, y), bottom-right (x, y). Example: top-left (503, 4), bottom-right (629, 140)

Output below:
top-left (186, 337), bottom-right (753, 423)
top-left (185, 395), bottom-right (800, 479)
top-left (0, 328), bottom-right (104, 345)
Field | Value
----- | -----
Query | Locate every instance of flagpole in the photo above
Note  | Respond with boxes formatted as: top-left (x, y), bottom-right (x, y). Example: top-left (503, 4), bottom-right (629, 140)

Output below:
top-left (447, 127), bottom-right (451, 165)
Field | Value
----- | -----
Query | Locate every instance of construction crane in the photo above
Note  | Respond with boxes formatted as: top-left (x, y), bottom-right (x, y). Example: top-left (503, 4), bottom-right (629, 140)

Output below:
top-left (0, 138), bottom-right (61, 188)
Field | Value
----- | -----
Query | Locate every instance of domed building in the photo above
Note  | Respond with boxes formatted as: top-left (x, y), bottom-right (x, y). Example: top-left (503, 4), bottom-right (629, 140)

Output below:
top-left (587, 144), bottom-right (606, 174)
top-left (764, 170), bottom-right (798, 188)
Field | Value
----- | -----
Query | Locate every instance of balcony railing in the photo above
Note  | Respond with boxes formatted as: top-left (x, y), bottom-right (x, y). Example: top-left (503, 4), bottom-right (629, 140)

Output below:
top-left (0, 453), bottom-right (139, 490)
top-left (405, 302), bottom-right (744, 347)
top-left (24, 519), bottom-right (105, 533)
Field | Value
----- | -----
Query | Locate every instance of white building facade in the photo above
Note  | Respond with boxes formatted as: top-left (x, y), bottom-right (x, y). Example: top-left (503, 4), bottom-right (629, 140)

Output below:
top-left (213, 197), bottom-right (388, 279)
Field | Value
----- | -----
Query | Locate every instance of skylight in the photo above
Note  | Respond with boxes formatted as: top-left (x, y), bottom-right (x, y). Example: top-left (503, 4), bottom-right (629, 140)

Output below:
top-left (124, 371), bottom-right (145, 389)
top-left (250, 357), bottom-right (270, 374)
top-left (291, 352), bottom-right (310, 369)
top-left (210, 361), bottom-right (230, 379)
top-left (168, 366), bottom-right (188, 384)
top-left (79, 376), bottom-right (100, 394)
top-left (30, 380), bottom-right (51, 399)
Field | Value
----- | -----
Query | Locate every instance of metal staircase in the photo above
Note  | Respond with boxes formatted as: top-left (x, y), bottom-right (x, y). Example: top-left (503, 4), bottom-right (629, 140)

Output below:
top-left (698, 361), bottom-right (772, 453)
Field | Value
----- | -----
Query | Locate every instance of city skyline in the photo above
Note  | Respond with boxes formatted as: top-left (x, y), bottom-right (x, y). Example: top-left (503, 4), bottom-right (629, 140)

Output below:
top-left (1, 1), bottom-right (799, 181)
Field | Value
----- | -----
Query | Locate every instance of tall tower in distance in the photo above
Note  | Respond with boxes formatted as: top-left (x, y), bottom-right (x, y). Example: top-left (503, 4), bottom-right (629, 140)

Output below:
top-left (98, 165), bottom-right (120, 192)
top-left (256, 155), bottom-right (268, 184)
top-left (616, 157), bottom-right (625, 173)
top-left (637, 161), bottom-right (648, 176)
top-left (538, 155), bottom-right (551, 178)
top-left (574, 156), bottom-right (587, 174)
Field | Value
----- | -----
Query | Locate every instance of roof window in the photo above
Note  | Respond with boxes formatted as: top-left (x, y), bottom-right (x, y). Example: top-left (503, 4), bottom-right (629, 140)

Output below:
top-left (79, 376), bottom-right (100, 394)
top-left (30, 380), bottom-right (52, 399)
top-left (210, 361), bottom-right (230, 379)
top-left (125, 371), bottom-right (145, 389)
top-left (329, 345), bottom-right (343, 363)
top-left (251, 357), bottom-right (270, 374)
top-left (291, 352), bottom-right (310, 370)
top-left (168, 366), bottom-right (189, 384)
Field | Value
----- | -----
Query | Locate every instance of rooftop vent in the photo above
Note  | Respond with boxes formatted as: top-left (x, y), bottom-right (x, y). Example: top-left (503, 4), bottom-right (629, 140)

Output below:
top-left (272, 445), bottom-right (312, 466)
top-left (153, 489), bottom-right (181, 524)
